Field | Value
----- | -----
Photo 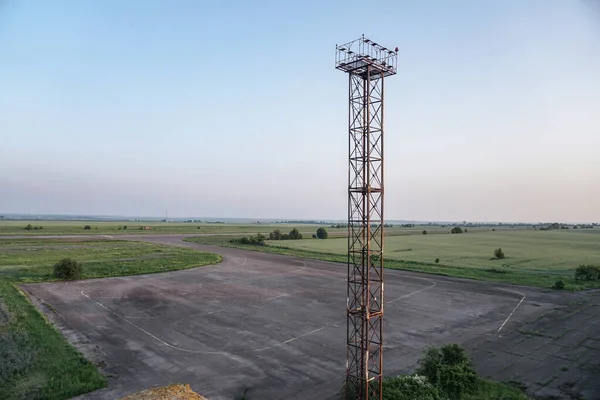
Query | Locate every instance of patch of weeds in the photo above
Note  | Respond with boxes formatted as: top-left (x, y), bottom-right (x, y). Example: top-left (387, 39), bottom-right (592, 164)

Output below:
top-left (539, 375), bottom-right (558, 387)
top-left (487, 267), bottom-right (508, 274)
top-left (560, 366), bottom-right (569, 372)
top-left (554, 328), bottom-right (571, 340)
top-left (518, 328), bottom-right (551, 338)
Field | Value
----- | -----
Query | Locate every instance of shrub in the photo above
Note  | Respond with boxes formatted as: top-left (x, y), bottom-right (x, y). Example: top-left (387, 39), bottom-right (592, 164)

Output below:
top-left (416, 344), bottom-right (478, 399)
top-left (24, 224), bottom-right (33, 231)
top-left (422, 230), bottom-right (427, 235)
top-left (451, 227), bottom-right (463, 234)
top-left (494, 248), bottom-right (505, 259)
top-left (464, 228), bottom-right (468, 233)
top-left (123, 225), bottom-right (127, 230)
top-left (316, 227), bottom-right (328, 239)
top-left (435, 258), bottom-right (440, 264)
top-left (53, 258), bottom-right (83, 280)
top-left (575, 264), bottom-right (600, 281)
top-left (382, 374), bottom-right (440, 400)
top-left (231, 234), bottom-right (265, 246)
top-left (552, 280), bottom-right (565, 290)
top-left (437, 362), bottom-right (479, 399)
top-left (288, 228), bottom-right (302, 240)
top-left (84, 225), bottom-right (91, 230)
top-left (312, 234), bottom-right (317, 239)
top-left (269, 229), bottom-right (282, 240)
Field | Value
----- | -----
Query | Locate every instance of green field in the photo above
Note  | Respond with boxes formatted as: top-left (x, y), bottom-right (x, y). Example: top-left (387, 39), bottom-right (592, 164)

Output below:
top-left (267, 229), bottom-right (600, 271)
top-left (186, 227), bottom-right (600, 290)
top-left (0, 239), bottom-right (220, 399)
top-left (0, 220), bottom-right (347, 237)
top-left (0, 220), bottom-right (491, 237)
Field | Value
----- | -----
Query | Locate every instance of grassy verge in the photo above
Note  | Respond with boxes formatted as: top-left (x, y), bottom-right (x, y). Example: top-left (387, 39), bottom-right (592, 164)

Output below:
top-left (0, 239), bottom-right (221, 399)
top-left (184, 235), bottom-right (600, 290)
top-left (466, 380), bottom-right (528, 399)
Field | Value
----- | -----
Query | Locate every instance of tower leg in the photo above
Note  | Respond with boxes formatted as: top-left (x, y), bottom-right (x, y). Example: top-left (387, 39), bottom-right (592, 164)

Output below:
top-left (346, 67), bottom-right (385, 400)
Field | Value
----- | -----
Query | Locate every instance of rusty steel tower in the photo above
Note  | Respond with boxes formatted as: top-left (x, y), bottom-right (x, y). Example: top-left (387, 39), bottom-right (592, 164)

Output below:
top-left (335, 36), bottom-right (397, 400)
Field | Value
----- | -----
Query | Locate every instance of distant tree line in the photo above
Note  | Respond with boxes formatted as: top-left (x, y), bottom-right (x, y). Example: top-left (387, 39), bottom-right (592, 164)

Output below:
top-left (277, 220), bottom-right (330, 225)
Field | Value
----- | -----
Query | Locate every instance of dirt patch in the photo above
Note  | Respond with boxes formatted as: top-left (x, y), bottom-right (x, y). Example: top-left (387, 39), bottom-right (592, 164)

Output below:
top-left (120, 384), bottom-right (208, 400)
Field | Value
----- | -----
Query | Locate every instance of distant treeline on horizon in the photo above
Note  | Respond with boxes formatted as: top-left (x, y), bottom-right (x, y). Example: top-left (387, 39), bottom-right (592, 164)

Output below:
top-left (0, 214), bottom-right (598, 227)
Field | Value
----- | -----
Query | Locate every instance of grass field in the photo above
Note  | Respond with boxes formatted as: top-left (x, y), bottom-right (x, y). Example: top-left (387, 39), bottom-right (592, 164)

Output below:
top-left (0, 220), bottom-right (499, 237)
top-left (186, 228), bottom-right (600, 290)
top-left (0, 220), bottom-right (345, 237)
top-left (0, 239), bottom-right (220, 399)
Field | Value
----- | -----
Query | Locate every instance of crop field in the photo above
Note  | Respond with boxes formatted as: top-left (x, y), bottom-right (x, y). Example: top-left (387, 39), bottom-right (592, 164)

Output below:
top-left (0, 239), bottom-right (220, 399)
top-left (186, 227), bottom-right (600, 289)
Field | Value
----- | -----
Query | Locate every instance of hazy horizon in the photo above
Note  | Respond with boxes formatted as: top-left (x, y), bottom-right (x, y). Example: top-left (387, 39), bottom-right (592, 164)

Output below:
top-left (2, 1), bottom-right (599, 222)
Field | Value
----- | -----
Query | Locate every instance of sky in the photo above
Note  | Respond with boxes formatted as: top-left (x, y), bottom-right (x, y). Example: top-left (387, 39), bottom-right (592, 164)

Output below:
top-left (1, 0), bottom-right (599, 223)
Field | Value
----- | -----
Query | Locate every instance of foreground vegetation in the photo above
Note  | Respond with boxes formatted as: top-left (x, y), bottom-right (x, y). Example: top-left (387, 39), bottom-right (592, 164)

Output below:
top-left (186, 228), bottom-right (600, 289)
top-left (0, 239), bottom-right (220, 399)
top-left (372, 344), bottom-right (527, 400)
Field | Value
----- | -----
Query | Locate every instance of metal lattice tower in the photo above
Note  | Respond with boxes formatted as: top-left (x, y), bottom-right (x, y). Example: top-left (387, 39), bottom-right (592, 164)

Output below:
top-left (335, 36), bottom-right (397, 400)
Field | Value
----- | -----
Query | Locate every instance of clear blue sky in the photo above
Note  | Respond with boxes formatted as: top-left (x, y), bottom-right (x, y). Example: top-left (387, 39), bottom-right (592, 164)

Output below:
top-left (1, 0), bottom-right (599, 222)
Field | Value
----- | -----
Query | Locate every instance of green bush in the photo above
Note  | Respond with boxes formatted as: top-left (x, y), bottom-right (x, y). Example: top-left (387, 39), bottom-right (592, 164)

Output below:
top-left (451, 226), bottom-right (463, 234)
top-left (435, 258), bottom-right (440, 264)
top-left (316, 227), bottom-right (328, 239)
top-left (382, 374), bottom-right (440, 400)
top-left (494, 248), bottom-right (505, 259)
top-left (231, 234), bottom-right (265, 246)
top-left (288, 228), bottom-right (302, 240)
top-left (83, 225), bottom-right (91, 230)
top-left (416, 344), bottom-right (478, 399)
top-left (53, 258), bottom-right (83, 280)
top-left (575, 264), bottom-right (600, 281)
top-left (552, 280), bottom-right (565, 290)
top-left (24, 224), bottom-right (33, 231)
top-left (312, 234), bottom-right (317, 239)
top-left (422, 230), bottom-right (427, 235)
top-left (437, 362), bottom-right (479, 399)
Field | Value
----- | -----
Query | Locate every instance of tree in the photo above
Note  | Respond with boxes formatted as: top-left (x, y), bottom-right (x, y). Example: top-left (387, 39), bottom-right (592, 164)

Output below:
top-left (289, 228), bottom-right (302, 240)
top-left (25, 224), bottom-right (33, 231)
top-left (422, 230), bottom-right (427, 235)
top-left (451, 227), bottom-right (463, 234)
top-left (416, 344), bottom-right (478, 399)
top-left (494, 248), bottom-right (505, 259)
top-left (84, 225), bottom-right (91, 230)
top-left (269, 229), bottom-right (282, 240)
top-left (316, 227), bottom-right (328, 239)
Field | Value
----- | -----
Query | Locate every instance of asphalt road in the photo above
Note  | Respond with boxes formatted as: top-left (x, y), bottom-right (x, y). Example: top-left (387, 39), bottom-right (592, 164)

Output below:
top-left (19, 235), bottom-right (599, 400)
